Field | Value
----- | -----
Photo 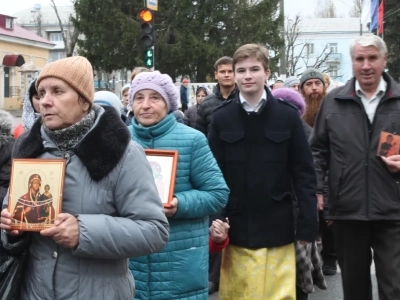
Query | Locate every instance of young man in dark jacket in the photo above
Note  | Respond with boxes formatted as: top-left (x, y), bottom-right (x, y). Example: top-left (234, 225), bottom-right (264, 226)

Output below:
top-left (310, 35), bottom-right (400, 300)
top-left (195, 56), bottom-right (238, 136)
top-left (208, 43), bottom-right (318, 300)
top-left (195, 56), bottom-right (238, 295)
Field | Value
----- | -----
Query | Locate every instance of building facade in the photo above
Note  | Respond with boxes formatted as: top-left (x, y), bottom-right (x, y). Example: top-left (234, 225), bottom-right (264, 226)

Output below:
top-left (0, 14), bottom-right (54, 109)
top-left (12, 4), bottom-right (76, 62)
top-left (290, 18), bottom-right (367, 82)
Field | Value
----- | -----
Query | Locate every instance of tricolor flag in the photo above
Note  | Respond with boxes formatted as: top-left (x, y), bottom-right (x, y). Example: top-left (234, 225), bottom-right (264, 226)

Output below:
top-left (361, 0), bottom-right (372, 30)
top-left (370, 0), bottom-right (379, 31)
top-left (378, 0), bottom-right (384, 35)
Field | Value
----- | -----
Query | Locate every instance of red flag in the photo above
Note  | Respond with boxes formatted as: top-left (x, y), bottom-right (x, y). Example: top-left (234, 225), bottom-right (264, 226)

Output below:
top-left (378, 0), bottom-right (385, 35)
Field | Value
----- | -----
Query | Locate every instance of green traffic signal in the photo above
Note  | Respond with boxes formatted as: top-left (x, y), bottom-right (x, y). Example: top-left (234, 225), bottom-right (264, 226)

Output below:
top-left (144, 49), bottom-right (154, 68)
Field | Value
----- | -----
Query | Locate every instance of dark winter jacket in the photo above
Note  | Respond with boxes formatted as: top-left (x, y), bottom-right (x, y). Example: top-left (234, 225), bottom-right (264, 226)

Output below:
top-left (195, 84), bottom-right (238, 135)
top-left (208, 87), bottom-right (318, 248)
top-left (310, 72), bottom-right (400, 220)
top-left (0, 110), bottom-right (14, 201)
top-left (122, 107), bottom-right (134, 126)
top-left (180, 85), bottom-right (188, 105)
top-left (184, 104), bottom-right (198, 128)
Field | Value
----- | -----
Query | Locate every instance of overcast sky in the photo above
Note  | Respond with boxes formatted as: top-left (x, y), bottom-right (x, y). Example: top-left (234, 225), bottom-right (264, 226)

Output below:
top-left (3, 0), bottom-right (353, 17)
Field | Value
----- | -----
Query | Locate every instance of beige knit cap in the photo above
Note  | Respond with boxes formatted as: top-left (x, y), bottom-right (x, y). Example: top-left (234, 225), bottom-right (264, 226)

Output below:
top-left (36, 56), bottom-right (95, 103)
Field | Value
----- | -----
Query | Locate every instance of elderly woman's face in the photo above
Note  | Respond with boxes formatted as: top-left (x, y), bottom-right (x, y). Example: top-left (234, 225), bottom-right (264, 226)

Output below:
top-left (133, 89), bottom-right (168, 127)
top-left (37, 78), bottom-right (90, 130)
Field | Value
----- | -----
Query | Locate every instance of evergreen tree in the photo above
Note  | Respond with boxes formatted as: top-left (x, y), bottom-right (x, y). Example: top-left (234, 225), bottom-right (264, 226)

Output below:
top-left (72, 0), bottom-right (283, 82)
top-left (72, 0), bottom-right (143, 73)
top-left (385, 0), bottom-right (400, 82)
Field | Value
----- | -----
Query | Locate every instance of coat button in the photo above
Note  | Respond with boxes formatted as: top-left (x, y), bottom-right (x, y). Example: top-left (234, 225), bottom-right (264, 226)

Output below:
top-left (51, 251), bottom-right (58, 259)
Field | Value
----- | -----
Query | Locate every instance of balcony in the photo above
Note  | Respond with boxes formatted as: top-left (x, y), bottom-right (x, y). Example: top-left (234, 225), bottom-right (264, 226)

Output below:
top-left (326, 53), bottom-right (342, 62)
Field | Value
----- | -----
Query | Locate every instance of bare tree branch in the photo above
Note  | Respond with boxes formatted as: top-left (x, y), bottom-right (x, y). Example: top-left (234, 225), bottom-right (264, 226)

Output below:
top-left (50, 0), bottom-right (78, 57)
top-left (349, 0), bottom-right (362, 18)
top-left (32, 11), bottom-right (43, 37)
top-left (285, 15), bottom-right (305, 76)
top-left (315, 0), bottom-right (338, 18)
top-left (50, 0), bottom-right (68, 56)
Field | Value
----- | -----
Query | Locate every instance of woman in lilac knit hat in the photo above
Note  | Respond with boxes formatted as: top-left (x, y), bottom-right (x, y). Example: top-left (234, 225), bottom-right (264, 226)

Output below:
top-left (127, 71), bottom-right (229, 300)
top-left (272, 87), bottom-right (310, 137)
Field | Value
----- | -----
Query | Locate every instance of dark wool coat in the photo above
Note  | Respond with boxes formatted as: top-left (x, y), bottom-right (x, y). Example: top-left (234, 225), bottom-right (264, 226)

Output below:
top-left (310, 72), bottom-right (400, 220)
top-left (208, 87), bottom-right (318, 248)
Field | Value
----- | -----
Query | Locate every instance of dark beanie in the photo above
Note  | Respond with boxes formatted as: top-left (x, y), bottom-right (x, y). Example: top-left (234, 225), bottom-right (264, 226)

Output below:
top-left (300, 68), bottom-right (325, 89)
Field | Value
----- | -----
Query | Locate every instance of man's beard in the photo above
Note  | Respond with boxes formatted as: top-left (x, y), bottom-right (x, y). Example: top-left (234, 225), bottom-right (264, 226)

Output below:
top-left (302, 92), bottom-right (326, 127)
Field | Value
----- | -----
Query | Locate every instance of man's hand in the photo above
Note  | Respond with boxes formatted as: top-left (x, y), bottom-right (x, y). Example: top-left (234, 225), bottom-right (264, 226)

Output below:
top-left (381, 155), bottom-right (400, 173)
top-left (41, 213), bottom-right (79, 249)
top-left (210, 218), bottom-right (230, 244)
top-left (0, 208), bottom-right (21, 236)
top-left (317, 193), bottom-right (324, 211)
top-left (164, 197), bottom-right (178, 217)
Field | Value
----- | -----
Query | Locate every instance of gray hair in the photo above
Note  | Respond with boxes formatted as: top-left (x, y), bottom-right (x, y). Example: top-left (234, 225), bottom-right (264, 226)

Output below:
top-left (350, 34), bottom-right (388, 58)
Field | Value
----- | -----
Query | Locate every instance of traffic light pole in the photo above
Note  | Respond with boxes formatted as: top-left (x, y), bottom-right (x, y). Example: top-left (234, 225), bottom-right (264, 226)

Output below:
top-left (140, 7), bottom-right (155, 69)
top-left (144, 0), bottom-right (155, 70)
top-left (151, 45), bottom-right (154, 71)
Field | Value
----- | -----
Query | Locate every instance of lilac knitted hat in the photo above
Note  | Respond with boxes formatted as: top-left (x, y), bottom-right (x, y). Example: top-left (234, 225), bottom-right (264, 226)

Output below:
top-left (272, 87), bottom-right (305, 115)
top-left (128, 71), bottom-right (179, 112)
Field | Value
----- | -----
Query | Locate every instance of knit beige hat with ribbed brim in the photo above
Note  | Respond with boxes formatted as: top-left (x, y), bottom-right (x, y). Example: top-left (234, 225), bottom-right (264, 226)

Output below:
top-left (36, 56), bottom-right (95, 103)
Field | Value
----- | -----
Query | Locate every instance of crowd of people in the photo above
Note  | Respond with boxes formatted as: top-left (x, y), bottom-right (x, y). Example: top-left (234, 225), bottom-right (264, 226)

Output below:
top-left (1, 33), bottom-right (400, 300)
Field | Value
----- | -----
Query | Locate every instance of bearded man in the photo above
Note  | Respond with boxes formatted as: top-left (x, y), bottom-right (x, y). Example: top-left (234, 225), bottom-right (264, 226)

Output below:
top-left (300, 69), bottom-right (327, 127)
top-left (300, 68), bottom-right (338, 278)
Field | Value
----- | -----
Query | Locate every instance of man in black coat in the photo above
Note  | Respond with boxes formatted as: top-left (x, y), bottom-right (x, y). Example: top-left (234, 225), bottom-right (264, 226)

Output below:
top-left (195, 56), bottom-right (237, 136)
top-left (208, 43), bottom-right (318, 299)
top-left (310, 35), bottom-right (400, 300)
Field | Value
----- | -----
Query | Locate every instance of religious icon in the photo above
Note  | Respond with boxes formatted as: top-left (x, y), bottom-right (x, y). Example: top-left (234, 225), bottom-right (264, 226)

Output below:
top-left (145, 150), bottom-right (178, 207)
top-left (377, 131), bottom-right (400, 157)
top-left (8, 159), bottom-right (66, 231)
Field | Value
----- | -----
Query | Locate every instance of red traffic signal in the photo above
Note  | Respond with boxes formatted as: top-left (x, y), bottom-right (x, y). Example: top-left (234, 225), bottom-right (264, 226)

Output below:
top-left (139, 8), bottom-right (154, 48)
top-left (139, 9), bottom-right (153, 22)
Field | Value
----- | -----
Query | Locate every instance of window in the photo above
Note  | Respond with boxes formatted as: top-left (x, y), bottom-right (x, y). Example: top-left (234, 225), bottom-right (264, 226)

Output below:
top-left (327, 63), bottom-right (339, 78)
top-left (5, 18), bottom-right (13, 29)
top-left (306, 43), bottom-right (314, 55)
top-left (49, 51), bottom-right (66, 62)
top-left (49, 32), bottom-right (63, 42)
top-left (329, 43), bottom-right (338, 53)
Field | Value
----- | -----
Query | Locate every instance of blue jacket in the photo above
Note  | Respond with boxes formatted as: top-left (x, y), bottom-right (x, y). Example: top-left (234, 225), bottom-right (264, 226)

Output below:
top-left (128, 113), bottom-right (229, 300)
top-left (180, 85), bottom-right (188, 105)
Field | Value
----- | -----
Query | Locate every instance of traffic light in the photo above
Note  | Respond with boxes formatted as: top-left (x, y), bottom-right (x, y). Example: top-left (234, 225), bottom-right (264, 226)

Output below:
top-left (144, 48), bottom-right (154, 68)
top-left (139, 8), bottom-right (154, 48)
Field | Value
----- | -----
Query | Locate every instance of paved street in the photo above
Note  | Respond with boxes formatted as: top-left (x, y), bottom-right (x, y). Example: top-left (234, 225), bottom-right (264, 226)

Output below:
top-left (209, 267), bottom-right (379, 300)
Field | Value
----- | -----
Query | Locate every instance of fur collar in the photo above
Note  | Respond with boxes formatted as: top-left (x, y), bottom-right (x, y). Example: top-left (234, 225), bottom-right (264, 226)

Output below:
top-left (13, 106), bottom-right (131, 181)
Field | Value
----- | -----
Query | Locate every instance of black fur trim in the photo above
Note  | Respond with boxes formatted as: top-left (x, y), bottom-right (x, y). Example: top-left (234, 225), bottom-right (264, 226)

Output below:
top-left (12, 118), bottom-right (44, 159)
top-left (13, 107), bottom-right (131, 181)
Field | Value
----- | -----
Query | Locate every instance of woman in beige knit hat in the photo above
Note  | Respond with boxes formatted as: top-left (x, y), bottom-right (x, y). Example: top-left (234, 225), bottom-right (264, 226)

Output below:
top-left (0, 56), bottom-right (169, 300)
